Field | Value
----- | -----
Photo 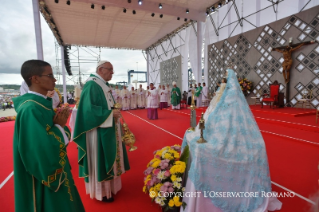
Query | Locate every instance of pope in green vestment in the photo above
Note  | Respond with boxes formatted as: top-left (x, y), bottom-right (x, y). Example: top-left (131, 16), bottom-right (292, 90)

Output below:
top-left (13, 93), bottom-right (85, 212)
top-left (171, 84), bottom-right (181, 107)
top-left (73, 70), bottom-right (130, 201)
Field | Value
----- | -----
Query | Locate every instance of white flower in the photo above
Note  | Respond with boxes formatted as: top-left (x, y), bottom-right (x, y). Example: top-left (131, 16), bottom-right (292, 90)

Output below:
top-left (155, 197), bottom-right (162, 204)
top-left (157, 171), bottom-right (167, 180)
top-left (160, 200), bottom-right (166, 206)
top-left (173, 181), bottom-right (182, 189)
top-left (176, 177), bottom-right (182, 182)
top-left (161, 150), bottom-right (168, 158)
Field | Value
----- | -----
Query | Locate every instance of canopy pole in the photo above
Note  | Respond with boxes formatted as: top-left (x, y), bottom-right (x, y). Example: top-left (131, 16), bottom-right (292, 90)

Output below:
top-left (32, 0), bottom-right (44, 60)
top-left (197, 22), bottom-right (202, 82)
top-left (147, 51), bottom-right (150, 85)
top-left (60, 46), bottom-right (67, 103)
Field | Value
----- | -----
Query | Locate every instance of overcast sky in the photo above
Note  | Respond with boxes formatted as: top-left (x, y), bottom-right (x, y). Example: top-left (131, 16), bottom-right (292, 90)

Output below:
top-left (0, 0), bottom-right (147, 85)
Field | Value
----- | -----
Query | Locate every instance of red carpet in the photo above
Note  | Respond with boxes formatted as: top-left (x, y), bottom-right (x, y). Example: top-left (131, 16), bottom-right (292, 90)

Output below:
top-left (1, 106), bottom-right (318, 212)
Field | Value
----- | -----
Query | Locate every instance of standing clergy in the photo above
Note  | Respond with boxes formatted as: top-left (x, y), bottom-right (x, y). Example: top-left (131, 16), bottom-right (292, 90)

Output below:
top-left (73, 60), bottom-right (130, 202)
top-left (171, 81), bottom-right (181, 110)
top-left (112, 85), bottom-right (122, 105)
top-left (120, 85), bottom-right (130, 111)
top-left (158, 85), bottom-right (162, 105)
top-left (195, 82), bottom-right (203, 107)
top-left (130, 87), bottom-right (137, 109)
top-left (13, 60), bottom-right (85, 212)
top-left (137, 84), bottom-right (146, 108)
top-left (159, 85), bottom-right (168, 110)
top-left (166, 84), bottom-right (171, 107)
top-left (145, 85), bottom-right (150, 106)
top-left (202, 82), bottom-right (209, 106)
top-left (147, 83), bottom-right (159, 119)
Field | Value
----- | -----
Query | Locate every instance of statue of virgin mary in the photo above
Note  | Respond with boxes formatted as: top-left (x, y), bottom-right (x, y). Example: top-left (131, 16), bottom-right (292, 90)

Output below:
top-left (181, 68), bottom-right (282, 212)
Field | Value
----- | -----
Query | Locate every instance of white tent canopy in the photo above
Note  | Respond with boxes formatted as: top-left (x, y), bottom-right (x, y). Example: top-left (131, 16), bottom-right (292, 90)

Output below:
top-left (39, 0), bottom-right (214, 50)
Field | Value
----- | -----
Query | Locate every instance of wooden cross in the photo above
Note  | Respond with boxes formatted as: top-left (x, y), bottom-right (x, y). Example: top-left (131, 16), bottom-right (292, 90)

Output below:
top-left (271, 39), bottom-right (316, 105)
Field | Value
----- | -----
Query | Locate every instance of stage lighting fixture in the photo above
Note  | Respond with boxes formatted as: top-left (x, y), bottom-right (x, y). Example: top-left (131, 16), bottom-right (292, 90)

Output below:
top-left (177, 17), bottom-right (180, 20)
top-left (133, 10), bottom-right (136, 14)
top-left (160, 14), bottom-right (163, 18)
top-left (211, 6), bottom-right (215, 12)
top-left (138, 0), bottom-right (142, 5)
top-left (102, 5), bottom-right (105, 10)
top-left (151, 13), bottom-right (155, 17)
top-left (66, 0), bottom-right (70, 5)
top-left (55, 0), bottom-right (59, 3)
top-left (218, 3), bottom-right (222, 8)
top-left (91, 4), bottom-right (94, 9)
top-left (159, 3), bottom-right (162, 9)
top-left (184, 18), bottom-right (187, 22)
top-left (205, 9), bottom-right (209, 15)
top-left (123, 8), bottom-right (127, 13)
top-left (186, 9), bottom-right (189, 13)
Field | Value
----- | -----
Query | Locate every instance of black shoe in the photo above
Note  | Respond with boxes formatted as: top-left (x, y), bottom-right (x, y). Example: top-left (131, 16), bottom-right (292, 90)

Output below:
top-left (102, 196), bottom-right (114, 203)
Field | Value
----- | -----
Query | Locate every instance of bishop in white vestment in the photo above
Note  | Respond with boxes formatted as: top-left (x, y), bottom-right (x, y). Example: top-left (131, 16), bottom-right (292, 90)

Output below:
top-left (120, 86), bottom-right (130, 111)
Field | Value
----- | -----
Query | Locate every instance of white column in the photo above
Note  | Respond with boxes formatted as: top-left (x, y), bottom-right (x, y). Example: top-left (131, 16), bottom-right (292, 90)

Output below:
top-left (32, 0), bottom-right (44, 60)
top-left (197, 22), bottom-right (203, 82)
top-left (147, 51), bottom-right (150, 85)
top-left (256, 0), bottom-right (261, 27)
top-left (60, 46), bottom-right (67, 103)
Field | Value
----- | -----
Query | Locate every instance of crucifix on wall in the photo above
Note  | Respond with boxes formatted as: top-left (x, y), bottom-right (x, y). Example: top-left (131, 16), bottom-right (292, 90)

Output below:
top-left (271, 39), bottom-right (316, 105)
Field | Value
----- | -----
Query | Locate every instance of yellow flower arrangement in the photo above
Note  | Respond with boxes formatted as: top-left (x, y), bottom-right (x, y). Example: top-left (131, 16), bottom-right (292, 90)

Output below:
top-left (143, 145), bottom-right (188, 211)
top-left (238, 78), bottom-right (253, 96)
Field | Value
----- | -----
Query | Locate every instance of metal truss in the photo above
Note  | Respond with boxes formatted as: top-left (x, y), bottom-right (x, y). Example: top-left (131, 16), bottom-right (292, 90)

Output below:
top-left (209, 0), bottom-right (285, 38)
top-left (54, 41), bottom-right (100, 87)
top-left (299, 0), bottom-right (313, 12)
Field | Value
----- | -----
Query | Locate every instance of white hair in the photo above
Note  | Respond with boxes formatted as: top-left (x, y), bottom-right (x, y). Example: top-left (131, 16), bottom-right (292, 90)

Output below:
top-left (172, 81), bottom-right (177, 85)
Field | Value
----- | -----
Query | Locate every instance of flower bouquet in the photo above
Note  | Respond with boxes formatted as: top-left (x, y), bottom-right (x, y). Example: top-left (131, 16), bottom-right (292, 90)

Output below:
top-left (238, 78), bottom-right (253, 96)
top-left (53, 103), bottom-right (72, 113)
top-left (143, 145), bottom-right (189, 212)
top-left (0, 116), bottom-right (16, 122)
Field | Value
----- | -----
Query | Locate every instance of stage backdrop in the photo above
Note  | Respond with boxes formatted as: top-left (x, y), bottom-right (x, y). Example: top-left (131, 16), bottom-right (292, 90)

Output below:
top-left (160, 55), bottom-right (182, 89)
top-left (207, 6), bottom-right (319, 107)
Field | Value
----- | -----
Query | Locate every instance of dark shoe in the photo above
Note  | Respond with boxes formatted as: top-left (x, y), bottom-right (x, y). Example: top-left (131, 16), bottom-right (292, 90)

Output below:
top-left (102, 196), bottom-right (114, 203)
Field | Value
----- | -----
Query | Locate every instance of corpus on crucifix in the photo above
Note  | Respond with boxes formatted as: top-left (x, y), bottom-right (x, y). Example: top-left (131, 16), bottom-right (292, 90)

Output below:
top-left (272, 40), bottom-right (315, 84)
top-left (271, 39), bottom-right (316, 104)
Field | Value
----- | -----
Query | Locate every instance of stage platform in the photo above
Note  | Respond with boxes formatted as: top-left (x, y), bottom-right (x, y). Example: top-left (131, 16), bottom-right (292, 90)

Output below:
top-left (249, 105), bottom-right (317, 117)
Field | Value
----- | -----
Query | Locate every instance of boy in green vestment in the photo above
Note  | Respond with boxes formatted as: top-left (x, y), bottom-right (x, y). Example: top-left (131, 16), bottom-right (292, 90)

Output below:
top-left (195, 82), bottom-right (203, 107)
top-left (73, 60), bottom-right (130, 202)
top-left (12, 60), bottom-right (85, 212)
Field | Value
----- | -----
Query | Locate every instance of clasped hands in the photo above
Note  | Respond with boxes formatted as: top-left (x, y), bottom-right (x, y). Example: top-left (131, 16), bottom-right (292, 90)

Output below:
top-left (53, 107), bottom-right (71, 128)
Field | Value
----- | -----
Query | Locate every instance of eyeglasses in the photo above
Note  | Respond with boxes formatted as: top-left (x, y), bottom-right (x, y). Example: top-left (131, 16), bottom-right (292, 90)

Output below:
top-left (101, 67), bottom-right (113, 72)
top-left (39, 74), bottom-right (56, 79)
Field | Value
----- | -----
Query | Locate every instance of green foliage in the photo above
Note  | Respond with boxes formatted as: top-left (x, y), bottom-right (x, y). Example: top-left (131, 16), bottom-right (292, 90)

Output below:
top-left (179, 145), bottom-right (189, 165)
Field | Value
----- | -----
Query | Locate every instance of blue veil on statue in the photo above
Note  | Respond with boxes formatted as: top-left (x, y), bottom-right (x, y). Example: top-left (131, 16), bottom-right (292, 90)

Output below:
top-left (182, 69), bottom-right (281, 211)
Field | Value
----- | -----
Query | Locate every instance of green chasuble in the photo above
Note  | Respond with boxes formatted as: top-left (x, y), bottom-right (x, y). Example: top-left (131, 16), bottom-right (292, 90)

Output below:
top-left (195, 86), bottom-right (202, 97)
top-left (171, 86), bottom-right (181, 106)
top-left (12, 94), bottom-right (85, 212)
top-left (73, 74), bottom-right (130, 183)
